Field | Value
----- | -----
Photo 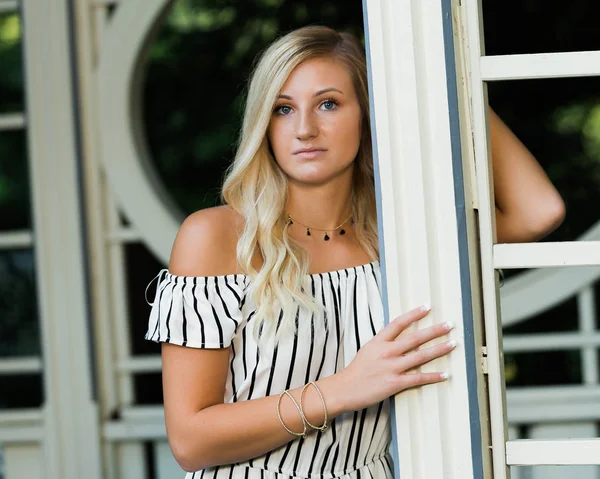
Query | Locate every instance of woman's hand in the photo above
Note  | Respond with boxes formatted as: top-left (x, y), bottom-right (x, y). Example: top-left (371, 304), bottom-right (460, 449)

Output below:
top-left (337, 305), bottom-right (455, 412)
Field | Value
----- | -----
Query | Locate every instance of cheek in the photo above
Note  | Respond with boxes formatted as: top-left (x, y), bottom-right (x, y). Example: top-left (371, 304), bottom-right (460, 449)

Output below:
top-left (267, 123), bottom-right (294, 173)
top-left (327, 114), bottom-right (361, 157)
top-left (267, 121), bottom-right (290, 155)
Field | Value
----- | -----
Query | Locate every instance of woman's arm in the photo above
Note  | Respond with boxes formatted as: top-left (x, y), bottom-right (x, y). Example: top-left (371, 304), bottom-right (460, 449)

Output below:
top-left (162, 343), bottom-right (348, 472)
top-left (489, 107), bottom-right (565, 243)
top-left (162, 208), bottom-right (454, 472)
top-left (163, 208), bottom-right (348, 471)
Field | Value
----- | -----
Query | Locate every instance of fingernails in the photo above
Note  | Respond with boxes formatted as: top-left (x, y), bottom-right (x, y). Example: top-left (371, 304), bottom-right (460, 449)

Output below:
top-left (420, 303), bottom-right (431, 312)
top-left (440, 372), bottom-right (449, 380)
top-left (447, 339), bottom-right (457, 348)
top-left (443, 321), bottom-right (455, 331)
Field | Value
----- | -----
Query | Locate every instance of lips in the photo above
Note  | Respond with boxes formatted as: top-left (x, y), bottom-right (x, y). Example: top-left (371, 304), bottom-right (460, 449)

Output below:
top-left (293, 148), bottom-right (327, 155)
top-left (294, 149), bottom-right (327, 159)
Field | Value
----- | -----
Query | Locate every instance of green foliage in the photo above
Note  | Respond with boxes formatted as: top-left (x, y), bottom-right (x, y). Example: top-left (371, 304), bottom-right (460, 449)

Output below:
top-left (0, 13), bottom-right (23, 110)
top-left (142, 0), bottom-right (364, 212)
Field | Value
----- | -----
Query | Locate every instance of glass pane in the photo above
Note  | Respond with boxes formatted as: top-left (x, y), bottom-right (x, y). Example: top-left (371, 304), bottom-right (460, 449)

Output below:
top-left (488, 77), bottom-right (600, 244)
top-left (483, 0), bottom-right (600, 55)
top-left (0, 12), bottom-right (24, 113)
top-left (0, 374), bottom-right (43, 409)
top-left (503, 295), bottom-right (580, 387)
top-left (125, 242), bottom-right (163, 356)
top-left (142, 0), bottom-right (365, 215)
top-left (502, 273), bottom-right (600, 440)
top-left (0, 249), bottom-right (40, 357)
top-left (0, 130), bottom-right (31, 230)
top-left (134, 373), bottom-right (163, 405)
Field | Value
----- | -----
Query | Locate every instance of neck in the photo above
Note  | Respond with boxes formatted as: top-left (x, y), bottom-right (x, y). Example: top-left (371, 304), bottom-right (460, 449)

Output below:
top-left (286, 175), bottom-right (353, 231)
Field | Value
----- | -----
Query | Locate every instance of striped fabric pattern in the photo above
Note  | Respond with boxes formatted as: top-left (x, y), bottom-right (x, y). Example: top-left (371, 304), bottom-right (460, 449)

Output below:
top-left (146, 260), bottom-right (393, 479)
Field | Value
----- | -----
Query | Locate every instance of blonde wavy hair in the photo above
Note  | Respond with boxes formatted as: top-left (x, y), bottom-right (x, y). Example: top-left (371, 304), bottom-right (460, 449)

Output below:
top-left (221, 25), bottom-right (378, 345)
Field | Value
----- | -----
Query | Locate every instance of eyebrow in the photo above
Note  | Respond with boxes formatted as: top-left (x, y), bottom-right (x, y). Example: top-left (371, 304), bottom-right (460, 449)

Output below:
top-left (277, 87), bottom-right (343, 100)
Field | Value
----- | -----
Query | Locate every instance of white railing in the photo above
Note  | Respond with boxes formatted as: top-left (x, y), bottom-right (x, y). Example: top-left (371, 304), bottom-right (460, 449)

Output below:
top-left (501, 277), bottom-right (600, 478)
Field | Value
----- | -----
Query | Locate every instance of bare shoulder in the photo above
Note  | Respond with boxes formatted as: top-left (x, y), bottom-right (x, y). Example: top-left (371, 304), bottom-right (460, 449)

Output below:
top-left (168, 205), bottom-right (243, 277)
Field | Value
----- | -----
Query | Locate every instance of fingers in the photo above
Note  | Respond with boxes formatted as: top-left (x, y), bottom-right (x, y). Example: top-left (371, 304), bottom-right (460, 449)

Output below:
top-left (397, 339), bottom-right (457, 373)
top-left (377, 305), bottom-right (431, 342)
top-left (391, 321), bottom-right (454, 355)
top-left (399, 371), bottom-right (449, 390)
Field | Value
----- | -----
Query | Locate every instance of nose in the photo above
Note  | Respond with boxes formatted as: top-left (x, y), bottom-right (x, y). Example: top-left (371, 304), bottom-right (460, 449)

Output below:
top-left (294, 110), bottom-right (319, 140)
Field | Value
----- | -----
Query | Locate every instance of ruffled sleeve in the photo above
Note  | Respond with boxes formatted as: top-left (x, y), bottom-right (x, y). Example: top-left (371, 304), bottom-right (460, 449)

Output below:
top-left (145, 270), bottom-right (248, 348)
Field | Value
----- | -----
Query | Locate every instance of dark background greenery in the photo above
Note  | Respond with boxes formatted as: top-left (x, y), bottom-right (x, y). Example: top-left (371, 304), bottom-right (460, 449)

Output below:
top-left (0, 0), bottom-right (599, 408)
top-left (139, 0), bottom-right (600, 392)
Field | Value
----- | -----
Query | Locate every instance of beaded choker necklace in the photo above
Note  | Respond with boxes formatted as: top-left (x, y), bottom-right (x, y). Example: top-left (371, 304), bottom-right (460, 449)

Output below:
top-left (286, 213), bottom-right (354, 241)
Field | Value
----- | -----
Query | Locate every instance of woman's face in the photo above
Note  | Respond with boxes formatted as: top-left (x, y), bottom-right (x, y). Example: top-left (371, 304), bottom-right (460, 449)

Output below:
top-left (267, 56), bottom-right (362, 186)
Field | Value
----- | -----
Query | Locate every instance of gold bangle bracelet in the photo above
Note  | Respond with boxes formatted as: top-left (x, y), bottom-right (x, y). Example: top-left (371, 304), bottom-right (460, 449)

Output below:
top-left (277, 390), bottom-right (307, 438)
top-left (300, 381), bottom-right (328, 431)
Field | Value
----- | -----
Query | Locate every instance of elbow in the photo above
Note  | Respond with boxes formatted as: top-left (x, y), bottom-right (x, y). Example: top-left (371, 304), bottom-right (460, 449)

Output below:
top-left (496, 192), bottom-right (566, 243)
top-left (517, 193), bottom-right (566, 242)
top-left (169, 434), bottom-right (212, 472)
top-left (529, 193), bottom-right (566, 241)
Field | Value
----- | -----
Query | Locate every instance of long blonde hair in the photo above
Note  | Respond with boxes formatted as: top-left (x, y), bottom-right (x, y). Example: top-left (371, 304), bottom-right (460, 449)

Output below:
top-left (221, 26), bottom-right (378, 344)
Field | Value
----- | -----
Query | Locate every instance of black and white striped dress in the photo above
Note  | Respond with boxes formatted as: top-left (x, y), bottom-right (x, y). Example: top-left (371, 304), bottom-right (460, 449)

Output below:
top-left (145, 260), bottom-right (393, 479)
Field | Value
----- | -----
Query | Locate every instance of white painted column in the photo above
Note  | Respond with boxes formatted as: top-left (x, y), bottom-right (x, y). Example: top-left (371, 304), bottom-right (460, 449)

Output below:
top-left (21, 0), bottom-right (103, 478)
top-left (364, 0), bottom-right (489, 477)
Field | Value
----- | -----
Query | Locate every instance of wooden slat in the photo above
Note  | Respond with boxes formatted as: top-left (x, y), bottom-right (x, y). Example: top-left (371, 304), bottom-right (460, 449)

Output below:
top-left (506, 439), bottom-right (600, 465)
top-left (507, 387), bottom-right (600, 423)
top-left (4, 445), bottom-right (43, 479)
top-left (0, 356), bottom-right (42, 374)
top-left (503, 332), bottom-right (600, 353)
top-left (481, 51), bottom-right (600, 81)
top-left (0, 409), bottom-right (43, 442)
top-left (103, 419), bottom-right (166, 440)
top-left (0, 230), bottom-right (34, 249)
top-left (116, 443), bottom-right (147, 479)
top-left (494, 242), bottom-right (600, 269)
top-left (527, 424), bottom-right (598, 479)
top-left (116, 355), bottom-right (161, 374)
top-left (0, 113), bottom-right (26, 130)
top-left (0, 1), bottom-right (18, 14)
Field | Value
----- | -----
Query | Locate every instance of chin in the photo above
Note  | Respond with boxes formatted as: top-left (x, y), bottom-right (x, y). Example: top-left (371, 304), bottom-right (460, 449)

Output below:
top-left (283, 160), bottom-right (354, 186)
top-left (288, 174), bottom-right (332, 186)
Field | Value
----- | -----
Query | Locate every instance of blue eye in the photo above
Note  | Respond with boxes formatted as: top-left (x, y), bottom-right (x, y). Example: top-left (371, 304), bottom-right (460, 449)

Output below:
top-left (275, 105), bottom-right (292, 115)
top-left (321, 99), bottom-right (338, 111)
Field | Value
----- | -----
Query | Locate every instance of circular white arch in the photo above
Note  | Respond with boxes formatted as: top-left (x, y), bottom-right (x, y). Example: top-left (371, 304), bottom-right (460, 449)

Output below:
top-left (98, 0), bottom-right (180, 265)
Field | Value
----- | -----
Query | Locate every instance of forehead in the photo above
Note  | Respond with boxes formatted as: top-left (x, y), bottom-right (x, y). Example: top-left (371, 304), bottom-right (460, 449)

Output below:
top-left (280, 56), bottom-right (353, 94)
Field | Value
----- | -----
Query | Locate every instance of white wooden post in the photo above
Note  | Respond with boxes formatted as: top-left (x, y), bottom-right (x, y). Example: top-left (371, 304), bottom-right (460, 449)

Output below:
top-left (364, 0), bottom-right (489, 476)
top-left (21, 0), bottom-right (102, 477)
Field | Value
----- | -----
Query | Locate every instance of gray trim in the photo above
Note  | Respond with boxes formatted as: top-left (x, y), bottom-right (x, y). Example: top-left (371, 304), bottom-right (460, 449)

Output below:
top-left (361, 1), bottom-right (400, 477)
top-left (66, 0), bottom-right (99, 402)
top-left (440, 0), bottom-right (485, 477)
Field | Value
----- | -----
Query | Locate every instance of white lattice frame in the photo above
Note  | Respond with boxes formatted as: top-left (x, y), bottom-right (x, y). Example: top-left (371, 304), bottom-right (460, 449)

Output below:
top-left (463, 0), bottom-right (600, 471)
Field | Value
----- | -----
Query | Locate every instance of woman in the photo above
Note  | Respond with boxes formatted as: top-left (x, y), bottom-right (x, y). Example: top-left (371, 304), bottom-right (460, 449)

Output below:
top-left (146, 26), bottom-right (564, 478)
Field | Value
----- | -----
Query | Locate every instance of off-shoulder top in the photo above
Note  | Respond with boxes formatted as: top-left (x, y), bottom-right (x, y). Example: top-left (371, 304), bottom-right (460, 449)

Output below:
top-left (145, 260), bottom-right (393, 479)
